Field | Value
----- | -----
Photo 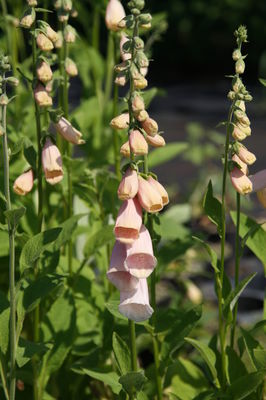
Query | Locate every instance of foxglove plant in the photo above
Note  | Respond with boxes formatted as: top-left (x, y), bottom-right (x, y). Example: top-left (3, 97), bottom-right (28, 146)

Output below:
top-left (107, 1), bottom-right (168, 398)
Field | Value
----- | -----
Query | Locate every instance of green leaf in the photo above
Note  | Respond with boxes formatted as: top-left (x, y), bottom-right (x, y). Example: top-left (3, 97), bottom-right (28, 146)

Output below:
top-left (185, 338), bottom-right (218, 384)
top-left (16, 338), bottom-right (51, 368)
top-left (112, 332), bottom-right (131, 375)
top-left (253, 349), bottom-right (266, 370)
top-left (160, 204), bottom-right (191, 240)
top-left (259, 78), bottom-right (266, 87)
top-left (106, 300), bottom-right (127, 321)
top-left (192, 236), bottom-right (220, 273)
top-left (23, 137), bottom-right (37, 171)
top-left (148, 142), bottom-right (188, 168)
top-left (119, 371), bottom-right (147, 395)
top-left (4, 207), bottom-right (26, 230)
top-left (223, 273), bottom-right (256, 318)
top-left (225, 371), bottom-right (264, 399)
top-left (226, 347), bottom-right (247, 384)
top-left (0, 292), bottom-right (9, 356)
top-left (52, 214), bottom-right (87, 251)
top-left (79, 368), bottom-right (122, 395)
top-left (83, 225), bottom-right (114, 258)
top-left (230, 212), bottom-right (266, 273)
top-left (20, 228), bottom-right (62, 272)
top-left (203, 181), bottom-right (222, 237)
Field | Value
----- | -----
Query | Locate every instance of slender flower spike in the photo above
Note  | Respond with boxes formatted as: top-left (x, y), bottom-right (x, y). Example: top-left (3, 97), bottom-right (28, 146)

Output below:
top-left (42, 138), bottom-right (64, 185)
top-left (13, 169), bottom-right (34, 196)
top-left (105, 0), bottom-right (126, 32)
top-left (110, 113), bottom-right (129, 130)
top-left (129, 130), bottom-right (148, 155)
top-left (147, 176), bottom-right (169, 206)
top-left (114, 198), bottom-right (142, 243)
top-left (107, 241), bottom-right (139, 291)
top-left (249, 169), bottom-right (266, 192)
top-left (36, 33), bottom-right (54, 51)
top-left (137, 175), bottom-right (163, 213)
top-left (146, 134), bottom-right (165, 147)
top-left (36, 60), bottom-right (53, 83)
top-left (117, 168), bottom-right (139, 200)
top-left (230, 167), bottom-right (253, 195)
top-left (34, 84), bottom-right (53, 107)
top-left (125, 224), bottom-right (157, 278)
top-left (237, 145), bottom-right (256, 165)
top-left (119, 278), bottom-right (154, 322)
top-left (55, 117), bottom-right (85, 145)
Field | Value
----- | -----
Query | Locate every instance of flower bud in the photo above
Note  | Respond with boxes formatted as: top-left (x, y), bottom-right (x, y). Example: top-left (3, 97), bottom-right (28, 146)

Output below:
top-left (134, 37), bottom-right (144, 50)
top-left (36, 33), bottom-right (54, 51)
top-left (13, 169), bottom-right (34, 196)
top-left (71, 8), bottom-right (78, 18)
top-left (120, 34), bottom-right (131, 61)
top-left (138, 13), bottom-right (152, 24)
top-left (105, 0), bottom-right (126, 32)
top-left (232, 48), bottom-right (241, 61)
top-left (129, 130), bottom-right (148, 155)
top-left (147, 176), bottom-right (169, 206)
top-left (54, 31), bottom-right (63, 49)
top-left (146, 134), bottom-right (165, 148)
top-left (232, 123), bottom-right (250, 141)
top-left (0, 95), bottom-right (8, 105)
top-left (46, 25), bottom-right (58, 44)
top-left (137, 176), bottom-right (163, 213)
top-left (234, 110), bottom-right (250, 126)
top-left (20, 7), bottom-right (35, 28)
top-left (117, 15), bottom-right (134, 29)
top-left (65, 57), bottom-right (78, 77)
top-left (232, 77), bottom-right (242, 92)
top-left (230, 167), bottom-right (253, 195)
top-left (133, 76), bottom-right (148, 90)
top-left (237, 145), bottom-right (256, 165)
top-left (114, 198), bottom-right (142, 243)
top-left (132, 93), bottom-right (145, 113)
top-left (120, 141), bottom-right (130, 158)
top-left (6, 77), bottom-right (19, 87)
top-left (228, 91), bottom-right (236, 101)
top-left (236, 100), bottom-right (246, 112)
top-left (62, 0), bottom-right (72, 11)
top-left (42, 139), bottom-right (63, 185)
top-left (257, 189), bottom-right (266, 208)
top-left (117, 168), bottom-right (139, 200)
top-left (34, 84), bottom-right (53, 107)
top-left (135, 110), bottom-right (149, 122)
top-left (36, 60), bottom-right (53, 83)
top-left (110, 113), bottom-right (129, 130)
top-left (58, 10), bottom-right (69, 22)
top-left (27, 0), bottom-right (37, 5)
top-left (232, 154), bottom-right (248, 175)
top-left (128, 0), bottom-right (145, 10)
top-left (115, 75), bottom-right (127, 86)
top-left (136, 51), bottom-right (149, 68)
top-left (64, 25), bottom-right (76, 43)
top-left (235, 58), bottom-right (245, 74)
top-left (141, 117), bottom-right (158, 137)
top-left (55, 117), bottom-right (85, 145)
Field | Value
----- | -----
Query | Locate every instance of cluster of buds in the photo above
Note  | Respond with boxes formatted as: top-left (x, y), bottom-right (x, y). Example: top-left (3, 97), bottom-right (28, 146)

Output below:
top-left (228, 27), bottom-right (266, 206)
top-left (54, 0), bottom-right (78, 22)
top-left (106, 0), bottom-right (169, 322)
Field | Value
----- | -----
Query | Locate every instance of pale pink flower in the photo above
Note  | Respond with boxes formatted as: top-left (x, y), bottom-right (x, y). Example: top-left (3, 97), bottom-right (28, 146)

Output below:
top-left (36, 33), bottom-right (54, 51)
top-left (249, 169), bottom-right (266, 192)
top-left (65, 58), bottom-right (78, 77)
top-left (146, 134), bottom-right (165, 147)
top-left (46, 25), bottom-right (58, 44)
top-left (34, 84), bottom-right (53, 107)
top-left (119, 279), bottom-right (153, 322)
top-left (232, 154), bottom-right (248, 175)
top-left (237, 145), bottom-right (256, 165)
top-left (117, 169), bottom-right (139, 200)
top-left (13, 169), bottom-right (34, 196)
top-left (42, 139), bottom-right (63, 185)
top-left (147, 176), bottom-right (169, 206)
top-left (55, 117), bottom-right (85, 145)
top-left (135, 110), bottom-right (149, 122)
top-left (133, 76), bottom-right (148, 90)
top-left (141, 118), bottom-right (158, 137)
top-left (230, 167), bottom-right (252, 194)
top-left (120, 34), bottom-right (131, 61)
top-left (105, 0), bottom-right (126, 31)
top-left (129, 130), bottom-right (148, 155)
top-left (114, 198), bottom-right (142, 243)
top-left (137, 176), bottom-right (163, 213)
top-left (125, 225), bottom-right (157, 278)
top-left (110, 113), bottom-right (129, 130)
top-left (132, 95), bottom-right (145, 114)
top-left (107, 241), bottom-right (139, 291)
top-left (115, 75), bottom-right (127, 86)
top-left (120, 141), bottom-right (130, 158)
top-left (36, 61), bottom-right (53, 83)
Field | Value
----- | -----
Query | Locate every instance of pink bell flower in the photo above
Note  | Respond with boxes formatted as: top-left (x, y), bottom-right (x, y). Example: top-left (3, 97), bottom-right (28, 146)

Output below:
top-left (147, 176), bottom-right (169, 206)
top-left (137, 175), bottom-right (163, 213)
top-left (232, 154), bottom-right (248, 175)
top-left (13, 169), bottom-right (34, 196)
top-left (129, 130), bottom-right (148, 156)
top-left (105, 0), bottom-right (126, 32)
top-left (55, 117), bottom-right (85, 145)
top-left (249, 169), bottom-right (266, 192)
top-left (230, 167), bottom-right (252, 195)
top-left (42, 138), bottom-right (63, 185)
top-left (114, 198), bottom-right (142, 243)
top-left (117, 168), bottom-right (139, 201)
top-left (237, 145), bottom-right (256, 165)
top-left (146, 134), bottom-right (165, 147)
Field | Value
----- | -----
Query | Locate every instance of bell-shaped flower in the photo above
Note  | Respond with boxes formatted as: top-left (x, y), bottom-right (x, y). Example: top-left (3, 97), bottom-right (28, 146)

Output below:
top-left (129, 130), bottom-right (148, 156)
top-left (114, 198), bottom-right (142, 243)
top-left (55, 117), bottom-right (84, 145)
top-left (146, 134), bottom-right (165, 147)
top-left (125, 225), bottom-right (157, 278)
top-left (137, 176), bottom-right (163, 213)
top-left (117, 169), bottom-right (139, 200)
top-left (65, 58), bottom-right (78, 77)
top-left (13, 169), bottom-right (34, 196)
top-left (249, 169), bottom-right (266, 192)
top-left (36, 33), bottom-right (54, 51)
top-left (42, 138), bottom-right (63, 185)
top-left (141, 117), bottom-right (158, 137)
top-left (119, 278), bottom-right (153, 322)
top-left (237, 145), bottom-right (256, 165)
top-left (107, 241), bottom-right (139, 292)
top-left (232, 154), bottom-right (248, 175)
top-left (147, 176), bottom-right (169, 206)
top-left (230, 167), bottom-right (252, 195)
top-left (36, 60), bottom-right (53, 84)
top-left (34, 84), bottom-right (53, 107)
top-left (105, 0), bottom-right (126, 31)
top-left (120, 140), bottom-right (130, 158)
top-left (110, 113), bottom-right (129, 130)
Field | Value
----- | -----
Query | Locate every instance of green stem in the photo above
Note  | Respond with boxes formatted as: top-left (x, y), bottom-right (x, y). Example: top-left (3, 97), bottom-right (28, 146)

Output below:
top-left (1, 0), bottom-right (12, 63)
top-left (230, 192), bottom-right (241, 347)
top-left (104, 32), bottom-right (114, 106)
top-left (129, 320), bottom-right (137, 372)
top-left (112, 33), bottom-right (121, 179)
top-left (2, 76), bottom-right (16, 400)
top-left (92, 5), bottom-right (100, 51)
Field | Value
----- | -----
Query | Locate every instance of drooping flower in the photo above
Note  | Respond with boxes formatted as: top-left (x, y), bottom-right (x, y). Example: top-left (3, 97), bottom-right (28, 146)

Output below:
top-left (110, 113), bottom-right (129, 130)
top-left (55, 117), bottom-right (85, 145)
top-left (117, 168), bottom-right (139, 200)
top-left (20, 8), bottom-right (35, 28)
top-left (105, 0), bottom-right (126, 32)
top-left (34, 84), bottom-right (53, 107)
top-left (114, 198), bottom-right (142, 243)
top-left (36, 33), bottom-right (54, 51)
top-left (147, 176), bottom-right (169, 206)
top-left (119, 278), bottom-right (153, 322)
top-left (13, 169), bottom-right (34, 196)
top-left (64, 25), bottom-right (76, 43)
top-left (42, 138), bottom-right (63, 185)
top-left (232, 154), bottom-right (248, 175)
top-left (230, 167), bottom-right (252, 194)
top-left (129, 130), bottom-right (148, 155)
top-left (125, 225), bottom-right (157, 278)
top-left (249, 169), bottom-right (266, 192)
top-left (45, 25), bottom-right (58, 44)
top-left (237, 145), bottom-right (256, 165)
top-left (107, 241), bottom-right (139, 291)
top-left (146, 134), bottom-right (165, 147)
top-left (36, 60), bottom-right (53, 83)
top-left (65, 57), bottom-right (78, 77)
top-left (120, 140), bottom-right (130, 158)
top-left (137, 176), bottom-right (163, 213)
top-left (141, 117), bottom-right (158, 137)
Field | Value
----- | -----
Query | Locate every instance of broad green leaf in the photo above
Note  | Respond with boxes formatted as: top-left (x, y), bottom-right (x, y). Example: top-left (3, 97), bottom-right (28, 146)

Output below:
top-left (226, 347), bottom-right (247, 384)
top-left (23, 137), bottom-right (37, 171)
top-left (106, 300), bottom-right (127, 321)
top-left (203, 181), bottom-right (222, 237)
top-left (52, 214), bottom-right (87, 251)
top-left (160, 205), bottom-right (191, 240)
top-left (0, 291), bottom-right (9, 356)
top-left (253, 349), bottom-right (266, 370)
top-left (112, 332), bottom-right (131, 375)
top-left (4, 206), bottom-right (26, 230)
top-left (119, 371), bottom-right (147, 395)
top-left (225, 371), bottom-right (264, 399)
top-left (148, 142), bottom-right (188, 168)
top-left (80, 368), bottom-right (122, 395)
top-left (137, 392), bottom-right (148, 400)
top-left (83, 225), bottom-right (114, 258)
top-left (16, 338), bottom-right (51, 368)
top-left (223, 273), bottom-right (256, 318)
top-left (162, 204), bottom-right (191, 224)
top-left (185, 338), bottom-right (218, 384)
top-left (231, 212), bottom-right (266, 273)
top-left (20, 228), bottom-right (62, 272)
top-left (192, 236), bottom-right (220, 272)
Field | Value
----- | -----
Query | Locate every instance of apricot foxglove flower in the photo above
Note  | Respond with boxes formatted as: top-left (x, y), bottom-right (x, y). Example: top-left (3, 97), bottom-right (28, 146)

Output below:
top-left (110, 113), bottom-right (129, 130)
top-left (36, 33), bottom-right (54, 51)
top-left (147, 176), bottom-right (169, 206)
top-left (237, 145), bottom-right (256, 165)
top-left (20, 8), bottom-right (35, 28)
top-left (42, 139), bottom-right (63, 185)
top-left (34, 84), bottom-right (53, 107)
top-left (120, 141), bottom-right (130, 158)
top-left (232, 154), bottom-right (248, 175)
top-left (135, 110), bottom-right (149, 122)
top-left (117, 169), bottom-right (139, 200)
top-left (55, 117), bottom-right (85, 145)
top-left (129, 130), bottom-right (148, 155)
top-left (13, 169), bottom-right (34, 196)
top-left (146, 134), bottom-right (165, 147)
top-left (65, 58), bottom-right (78, 77)
top-left (107, 241), bottom-right (139, 291)
top-left (114, 198), bottom-right (142, 243)
top-left (137, 176), bottom-right (163, 213)
top-left (64, 25), bottom-right (76, 43)
top-left (125, 225), bottom-right (157, 278)
top-left (230, 167), bottom-right (252, 194)
top-left (105, 0), bottom-right (126, 32)
top-left (141, 117), bottom-right (158, 137)
top-left (119, 278), bottom-right (153, 322)
top-left (249, 169), bottom-right (266, 192)
top-left (36, 60), bottom-right (53, 83)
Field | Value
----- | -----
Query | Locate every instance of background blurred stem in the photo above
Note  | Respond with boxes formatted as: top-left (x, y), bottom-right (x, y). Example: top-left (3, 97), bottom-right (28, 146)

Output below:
top-left (112, 33), bottom-right (121, 179)
top-left (1, 0), bottom-right (12, 63)
top-left (92, 5), bottom-right (100, 51)
top-left (104, 32), bottom-right (114, 106)
top-left (2, 75), bottom-right (16, 400)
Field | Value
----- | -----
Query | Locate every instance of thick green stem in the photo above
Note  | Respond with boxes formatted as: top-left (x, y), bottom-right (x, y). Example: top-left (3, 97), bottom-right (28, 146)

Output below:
top-left (2, 77), bottom-right (16, 400)
top-left (230, 192), bottom-right (241, 347)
